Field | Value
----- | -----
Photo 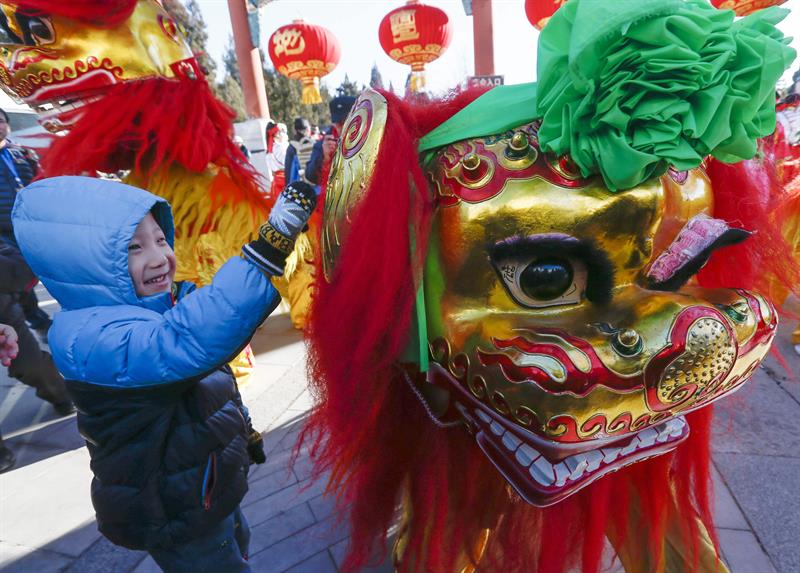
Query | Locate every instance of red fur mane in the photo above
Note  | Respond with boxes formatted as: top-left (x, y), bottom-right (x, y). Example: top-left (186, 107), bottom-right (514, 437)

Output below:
top-left (699, 154), bottom-right (800, 300)
top-left (39, 76), bottom-right (261, 208)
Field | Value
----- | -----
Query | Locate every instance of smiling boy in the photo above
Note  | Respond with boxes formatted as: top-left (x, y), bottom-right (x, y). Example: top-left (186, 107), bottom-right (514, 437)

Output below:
top-left (127, 213), bottom-right (177, 297)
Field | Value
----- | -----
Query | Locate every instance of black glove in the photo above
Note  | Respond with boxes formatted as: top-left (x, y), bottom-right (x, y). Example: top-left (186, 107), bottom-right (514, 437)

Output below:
top-left (246, 430), bottom-right (266, 464)
top-left (242, 181), bottom-right (318, 275)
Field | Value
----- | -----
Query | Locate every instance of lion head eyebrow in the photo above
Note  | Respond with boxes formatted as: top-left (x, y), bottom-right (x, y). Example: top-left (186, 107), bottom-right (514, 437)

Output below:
top-left (488, 234), bottom-right (615, 305)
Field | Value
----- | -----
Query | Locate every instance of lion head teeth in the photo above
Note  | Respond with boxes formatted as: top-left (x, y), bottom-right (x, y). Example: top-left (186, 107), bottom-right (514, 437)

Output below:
top-left (476, 409), bottom-right (687, 490)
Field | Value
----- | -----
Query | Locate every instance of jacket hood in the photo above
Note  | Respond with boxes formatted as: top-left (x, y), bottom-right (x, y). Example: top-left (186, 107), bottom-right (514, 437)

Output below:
top-left (12, 176), bottom-right (175, 311)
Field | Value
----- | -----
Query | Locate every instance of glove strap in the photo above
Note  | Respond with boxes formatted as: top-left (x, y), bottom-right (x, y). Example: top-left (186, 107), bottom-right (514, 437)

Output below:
top-left (241, 222), bottom-right (294, 275)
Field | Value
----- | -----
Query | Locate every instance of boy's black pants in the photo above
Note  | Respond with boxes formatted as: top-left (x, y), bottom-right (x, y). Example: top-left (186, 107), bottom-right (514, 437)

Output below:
top-left (19, 289), bottom-right (51, 329)
top-left (0, 293), bottom-right (70, 405)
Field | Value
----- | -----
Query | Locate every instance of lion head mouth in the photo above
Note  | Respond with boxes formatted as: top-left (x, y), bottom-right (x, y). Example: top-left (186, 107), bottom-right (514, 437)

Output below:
top-left (425, 358), bottom-right (690, 506)
top-left (422, 284), bottom-right (775, 507)
top-left (468, 404), bottom-right (688, 506)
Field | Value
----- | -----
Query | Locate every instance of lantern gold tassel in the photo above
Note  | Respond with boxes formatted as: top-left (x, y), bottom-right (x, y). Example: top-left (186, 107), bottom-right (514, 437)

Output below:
top-left (301, 77), bottom-right (323, 105)
top-left (410, 70), bottom-right (426, 92)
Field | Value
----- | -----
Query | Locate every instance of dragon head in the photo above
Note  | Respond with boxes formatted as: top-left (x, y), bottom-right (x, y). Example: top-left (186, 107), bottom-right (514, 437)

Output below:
top-left (420, 121), bottom-right (776, 506)
top-left (0, 0), bottom-right (196, 130)
top-left (310, 1), bottom-right (795, 569)
top-left (323, 90), bottom-right (777, 508)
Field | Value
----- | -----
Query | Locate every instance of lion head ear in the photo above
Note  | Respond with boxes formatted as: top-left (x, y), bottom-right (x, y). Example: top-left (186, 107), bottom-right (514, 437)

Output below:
top-left (322, 89), bottom-right (390, 282)
top-left (318, 88), bottom-right (435, 373)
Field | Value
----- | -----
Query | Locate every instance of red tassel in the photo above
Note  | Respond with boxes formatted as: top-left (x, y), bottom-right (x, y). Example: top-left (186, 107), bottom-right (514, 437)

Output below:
top-left (300, 88), bottom-right (487, 573)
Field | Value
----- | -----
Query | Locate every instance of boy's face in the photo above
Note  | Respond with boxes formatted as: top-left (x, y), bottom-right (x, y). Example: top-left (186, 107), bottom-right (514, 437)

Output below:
top-left (128, 213), bottom-right (176, 297)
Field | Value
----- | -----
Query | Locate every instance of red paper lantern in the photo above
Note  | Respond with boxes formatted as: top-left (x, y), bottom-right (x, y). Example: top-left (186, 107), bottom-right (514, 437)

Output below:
top-left (378, 0), bottom-right (452, 92)
top-left (525, 0), bottom-right (568, 31)
top-left (709, 0), bottom-right (787, 16)
top-left (268, 19), bottom-right (341, 104)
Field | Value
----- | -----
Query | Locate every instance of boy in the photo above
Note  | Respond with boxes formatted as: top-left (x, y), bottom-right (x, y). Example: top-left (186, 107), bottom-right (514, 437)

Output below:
top-left (12, 176), bottom-right (316, 572)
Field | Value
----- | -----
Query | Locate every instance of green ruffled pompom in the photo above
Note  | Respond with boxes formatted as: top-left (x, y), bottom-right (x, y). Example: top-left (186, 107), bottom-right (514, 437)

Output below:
top-left (535, 0), bottom-right (796, 192)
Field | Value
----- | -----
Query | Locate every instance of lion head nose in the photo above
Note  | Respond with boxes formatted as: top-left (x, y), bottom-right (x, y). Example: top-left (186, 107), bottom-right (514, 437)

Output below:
top-left (655, 316), bottom-right (736, 410)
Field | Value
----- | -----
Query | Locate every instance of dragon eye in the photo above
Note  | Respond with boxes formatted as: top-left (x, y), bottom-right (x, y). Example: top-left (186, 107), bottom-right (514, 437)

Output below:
top-left (27, 16), bottom-right (52, 43)
top-left (493, 255), bottom-right (586, 309)
top-left (158, 14), bottom-right (182, 43)
top-left (519, 258), bottom-right (573, 301)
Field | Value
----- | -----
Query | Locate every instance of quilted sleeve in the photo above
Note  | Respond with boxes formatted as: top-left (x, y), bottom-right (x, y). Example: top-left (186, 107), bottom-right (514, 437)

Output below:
top-left (51, 257), bottom-right (280, 387)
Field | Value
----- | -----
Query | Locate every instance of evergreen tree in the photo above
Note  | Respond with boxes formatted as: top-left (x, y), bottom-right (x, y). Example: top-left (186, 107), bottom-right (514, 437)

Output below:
top-left (223, 37), bottom-right (241, 84)
top-left (369, 64), bottom-right (384, 90)
top-left (216, 74), bottom-right (247, 122)
top-left (262, 64), bottom-right (332, 127)
top-left (336, 74), bottom-right (362, 97)
top-left (218, 42), bottom-right (251, 121)
top-left (161, 0), bottom-right (217, 79)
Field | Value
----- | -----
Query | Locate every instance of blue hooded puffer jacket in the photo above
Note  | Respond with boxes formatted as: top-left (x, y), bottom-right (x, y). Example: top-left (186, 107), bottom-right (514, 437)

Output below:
top-left (12, 176), bottom-right (280, 550)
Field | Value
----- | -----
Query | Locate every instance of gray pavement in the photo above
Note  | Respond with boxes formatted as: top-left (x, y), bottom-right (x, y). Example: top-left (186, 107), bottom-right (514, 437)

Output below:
top-left (711, 296), bottom-right (800, 573)
top-left (0, 288), bottom-right (798, 572)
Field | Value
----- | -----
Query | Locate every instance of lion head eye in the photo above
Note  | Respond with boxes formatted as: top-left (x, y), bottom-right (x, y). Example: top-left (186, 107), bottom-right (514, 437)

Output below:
top-left (27, 16), bottom-right (53, 44)
top-left (495, 255), bottom-right (586, 309)
top-left (158, 14), bottom-right (182, 43)
top-left (489, 234), bottom-right (613, 309)
top-left (519, 258), bottom-right (574, 301)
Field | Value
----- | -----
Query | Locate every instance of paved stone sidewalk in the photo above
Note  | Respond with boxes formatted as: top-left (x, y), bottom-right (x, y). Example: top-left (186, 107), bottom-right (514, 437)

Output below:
top-left (0, 288), bottom-right (797, 572)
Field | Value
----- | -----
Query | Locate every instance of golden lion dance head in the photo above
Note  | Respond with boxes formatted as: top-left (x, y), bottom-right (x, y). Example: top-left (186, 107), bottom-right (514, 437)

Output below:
top-left (0, 0), bottom-right (196, 131)
top-left (307, 1), bottom-right (796, 570)
top-left (323, 91), bottom-right (778, 506)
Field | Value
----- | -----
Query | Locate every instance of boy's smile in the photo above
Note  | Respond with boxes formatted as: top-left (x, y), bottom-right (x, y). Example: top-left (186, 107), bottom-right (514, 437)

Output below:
top-left (128, 213), bottom-right (176, 297)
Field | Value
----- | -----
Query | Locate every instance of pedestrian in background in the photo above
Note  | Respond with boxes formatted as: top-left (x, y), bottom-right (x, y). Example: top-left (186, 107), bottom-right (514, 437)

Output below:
top-left (265, 121), bottom-right (288, 199)
top-left (0, 237), bottom-right (73, 417)
top-left (284, 117), bottom-right (315, 184)
top-left (0, 322), bottom-right (19, 473)
top-left (0, 107), bottom-right (51, 335)
top-left (233, 135), bottom-right (251, 161)
top-left (305, 96), bottom-right (356, 188)
top-left (0, 235), bottom-right (75, 476)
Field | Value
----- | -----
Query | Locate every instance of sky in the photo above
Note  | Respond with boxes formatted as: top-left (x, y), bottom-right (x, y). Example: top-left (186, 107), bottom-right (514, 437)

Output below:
top-left (195, 0), bottom-right (800, 97)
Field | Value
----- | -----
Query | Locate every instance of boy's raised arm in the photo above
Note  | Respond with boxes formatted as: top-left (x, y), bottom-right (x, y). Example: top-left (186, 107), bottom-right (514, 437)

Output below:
top-left (52, 182), bottom-right (318, 387)
top-left (55, 257), bottom-right (279, 386)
